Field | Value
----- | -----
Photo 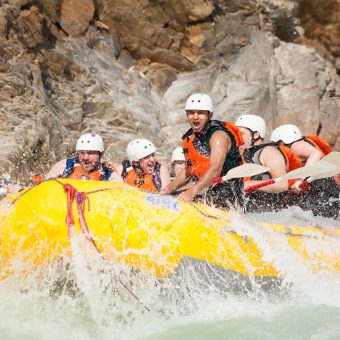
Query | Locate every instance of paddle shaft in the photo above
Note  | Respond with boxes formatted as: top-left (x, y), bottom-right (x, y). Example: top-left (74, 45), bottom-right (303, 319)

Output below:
top-left (213, 155), bottom-right (339, 188)
top-left (213, 177), bottom-right (224, 184)
top-left (246, 160), bottom-right (339, 192)
top-left (213, 163), bottom-right (270, 185)
top-left (244, 178), bottom-right (284, 193)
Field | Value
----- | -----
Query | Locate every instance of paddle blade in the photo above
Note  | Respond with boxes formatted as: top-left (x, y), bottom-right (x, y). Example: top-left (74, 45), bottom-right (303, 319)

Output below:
top-left (309, 163), bottom-right (339, 180)
top-left (279, 161), bottom-right (335, 181)
top-left (222, 163), bottom-right (270, 181)
top-left (322, 151), bottom-right (340, 166)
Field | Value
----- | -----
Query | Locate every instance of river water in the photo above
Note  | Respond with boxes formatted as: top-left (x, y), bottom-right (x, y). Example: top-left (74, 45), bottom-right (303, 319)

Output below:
top-left (1, 207), bottom-right (340, 340)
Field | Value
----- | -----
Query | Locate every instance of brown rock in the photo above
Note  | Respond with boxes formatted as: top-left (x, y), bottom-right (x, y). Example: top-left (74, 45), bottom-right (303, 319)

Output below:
top-left (0, 8), bottom-right (7, 36)
top-left (144, 63), bottom-right (178, 93)
top-left (36, 0), bottom-right (61, 23)
top-left (0, 61), bottom-right (10, 73)
top-left (151, 48), bottom-right (195, 72)
top-left (16, 6), bottom-right (45, 49)
top-left (60, 0), bottom-right (95, 36)
top-left (82, 100), bottom-right (112, 117)
top-left (296, 0), bottom-right (340, 64)
top-left (184, 0), bottom-right (214, 22)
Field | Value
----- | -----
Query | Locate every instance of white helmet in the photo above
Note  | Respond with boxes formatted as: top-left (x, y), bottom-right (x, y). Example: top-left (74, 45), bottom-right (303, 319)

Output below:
top-left (271, 124), bottom-right (302, 144)
top-left (171, 147), bottom-right (186, 163)
top-left (185, 93), bottom-right (213, 113)
top-left (76, 132), bottom-right (104, 152)
top-left (127, 138), bottom-right (156, 162)
top-left (235, 114), bottom-right (266, 138)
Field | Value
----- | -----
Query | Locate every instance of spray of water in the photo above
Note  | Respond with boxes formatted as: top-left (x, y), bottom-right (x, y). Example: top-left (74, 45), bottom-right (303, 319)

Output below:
top-left (1, 204), bottom-right (340, 339)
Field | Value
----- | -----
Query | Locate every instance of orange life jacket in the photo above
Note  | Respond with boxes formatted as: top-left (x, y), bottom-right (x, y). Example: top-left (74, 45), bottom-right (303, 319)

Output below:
top-left (61, 157), bottom-right (116, 181)
top-left (182, 120), bottom-right (243, 179)
top-left (121, 161), bottom-right (161, 193)
top-left (278, 145), bottom-right (302, 187)
top-left (304, 135), bottom-right (332, 156)
top-left (242, 143), bottom-right (302, 188)
top-left (304, 136), bottom-right (338, 185)
top-left (66, 166), bottom-right (102, 181)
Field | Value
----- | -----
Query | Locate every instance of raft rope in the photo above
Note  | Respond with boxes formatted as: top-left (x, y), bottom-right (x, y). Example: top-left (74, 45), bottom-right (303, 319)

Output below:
top-left (63, 183), bottom-right (150, 312)
top-left (11, 178), bottom-right (335, 248)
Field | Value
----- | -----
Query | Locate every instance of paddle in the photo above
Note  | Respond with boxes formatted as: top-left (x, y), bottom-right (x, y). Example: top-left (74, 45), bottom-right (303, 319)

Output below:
top-left (306, 163), bottom-right (340, 182)
top-left (244, 161), bottom-right (335, 193)
top-left (213, 163), bottom-right (270, 184)
top-left (321, 151), bottom-right (340, 166)
top-left (306, 168), bottom-right (339, 182)
top-left (302, 151), bottom-right (340, 185)
top-left (245, 152), bottom-right (340, 192)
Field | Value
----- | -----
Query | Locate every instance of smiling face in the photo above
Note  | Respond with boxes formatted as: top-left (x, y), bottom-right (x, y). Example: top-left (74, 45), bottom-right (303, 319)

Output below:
top-left (186, 110), bottom-right (212, 133)
top-left (78, 150), bottom-right (101, 172)
top-left (137, 153), bottom-right (156, 174)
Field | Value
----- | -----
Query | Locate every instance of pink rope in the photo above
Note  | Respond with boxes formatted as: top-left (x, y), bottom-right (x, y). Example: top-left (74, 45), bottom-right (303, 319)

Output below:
top-left (63, 183), bottom-right (150, 311)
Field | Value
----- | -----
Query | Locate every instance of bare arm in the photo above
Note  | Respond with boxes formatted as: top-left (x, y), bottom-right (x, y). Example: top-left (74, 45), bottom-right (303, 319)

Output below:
top-left (45, 159), bottom-right (67, 179)
top-left (178, 131), bottom-right (231, 201)
top-left (291, 140), bottom-right (322, 166)
top-left (109, 164), bottom-right (123, 182)
top-left (161, 167), bottom-right (188, 193)
top-left (244, 146), bottom-right (288, 192)
top-left (108, 169), bottom-right (123, 182)
top-left (159, 164), bottom-right (171, 189)
top-left (114, 163), bottom-right (123, 176)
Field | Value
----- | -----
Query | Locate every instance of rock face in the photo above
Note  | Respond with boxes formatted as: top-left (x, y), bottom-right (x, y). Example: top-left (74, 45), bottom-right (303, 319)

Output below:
top-left (60, 0), bottom-right (95, 36)
top-left (0, 0), bottom-right (339, 183)
top-left (296, 0), bottom-right (340, 67)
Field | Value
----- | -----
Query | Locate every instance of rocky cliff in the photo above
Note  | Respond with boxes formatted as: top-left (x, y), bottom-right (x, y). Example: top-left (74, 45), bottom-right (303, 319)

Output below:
top-left (0, 0), bottom-right (339, 183)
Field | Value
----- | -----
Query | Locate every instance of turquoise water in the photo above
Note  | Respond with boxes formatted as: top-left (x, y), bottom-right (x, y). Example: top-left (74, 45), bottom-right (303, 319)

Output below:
top-left (1, 288), bottom-right (340, 339)
top-left (146, 305), bottom-right (340, 340)
top-left (1, 209), bottom-right (340, 340)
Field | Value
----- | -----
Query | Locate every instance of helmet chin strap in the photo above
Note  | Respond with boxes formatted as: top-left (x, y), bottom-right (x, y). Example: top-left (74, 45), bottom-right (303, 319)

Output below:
top-left (286, 137), bottom-right (304, 148)
top-left (250, 130), bottom-right (261, 147)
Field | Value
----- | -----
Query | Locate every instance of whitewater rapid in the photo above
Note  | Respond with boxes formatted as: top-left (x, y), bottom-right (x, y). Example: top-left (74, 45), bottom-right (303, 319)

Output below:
top-left (1, 207), bottom-right (339, 340)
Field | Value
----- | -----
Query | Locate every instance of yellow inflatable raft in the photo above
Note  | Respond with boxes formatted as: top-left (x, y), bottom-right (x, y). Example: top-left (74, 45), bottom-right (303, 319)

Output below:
top-left (0, 179), bottom-right (340, 288)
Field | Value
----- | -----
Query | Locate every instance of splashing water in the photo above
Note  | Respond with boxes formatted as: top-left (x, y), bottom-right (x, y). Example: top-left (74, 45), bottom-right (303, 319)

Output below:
top-left (1, 206), bottom-right (340, 340)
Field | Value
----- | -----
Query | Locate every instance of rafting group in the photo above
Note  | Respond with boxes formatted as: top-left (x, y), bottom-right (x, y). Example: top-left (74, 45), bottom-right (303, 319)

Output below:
top-left (2, 93), bottom-right (339, 218)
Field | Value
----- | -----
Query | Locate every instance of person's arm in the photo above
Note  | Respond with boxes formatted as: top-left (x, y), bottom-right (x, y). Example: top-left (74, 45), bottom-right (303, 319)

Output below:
top-left (109, 163), bottom-right (123, 182)
top-left (244, 146), bottom-right (288, 192)
top-left (114, 164), bottom-right (123, 176)
top-left (108, 170), bottom-right (123, 182)
top-left (289, 140), bottom-right (323, 192)
top-left (161, 166), bottom-right (188, 194)
top-left (159, 164), bottom-right (171, 189)
top-left (178, 131), bottom-right (231, 201)
top-left (291, 140), bottom-right (323, 166)
top-left (45, 159), bottom-right (67, 179)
